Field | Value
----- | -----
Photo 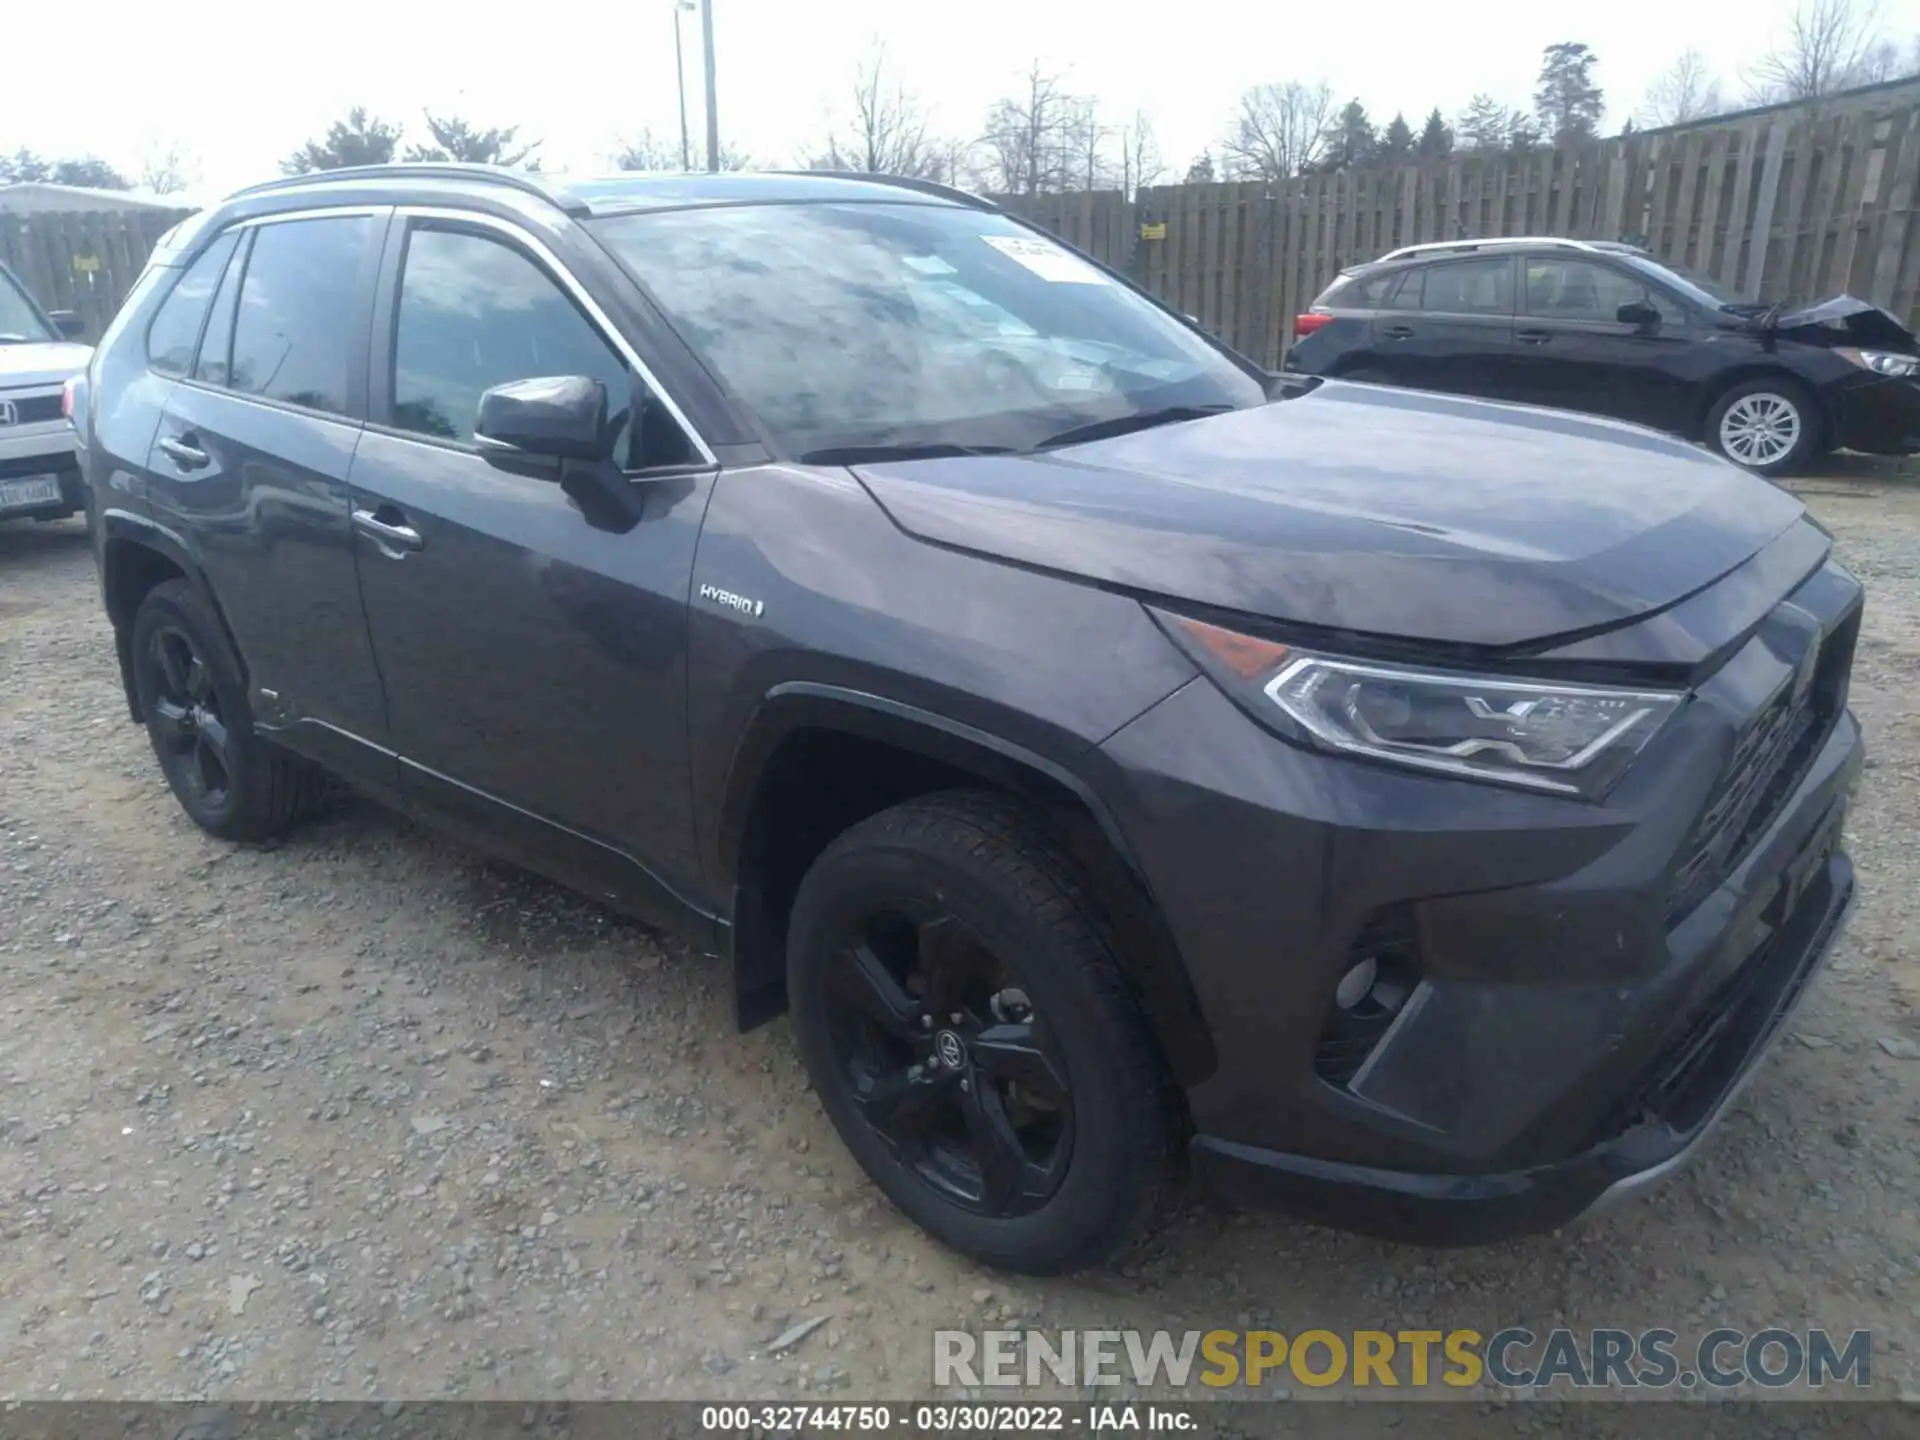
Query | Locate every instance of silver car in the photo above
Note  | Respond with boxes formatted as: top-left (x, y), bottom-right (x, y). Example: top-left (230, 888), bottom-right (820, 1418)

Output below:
top-left (1, 261), bottom-right (90, 523)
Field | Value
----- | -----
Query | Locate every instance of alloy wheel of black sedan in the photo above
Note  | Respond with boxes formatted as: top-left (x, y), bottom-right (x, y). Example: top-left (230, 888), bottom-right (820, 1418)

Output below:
top-left (824, 904), bottom-right (1074, 1217)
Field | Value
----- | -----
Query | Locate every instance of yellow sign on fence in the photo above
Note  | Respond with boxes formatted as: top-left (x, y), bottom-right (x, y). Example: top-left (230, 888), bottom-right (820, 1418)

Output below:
top-left (71, 254), bottom-right (101, 274)
top-left (1139, 222), bottom-right (1167, 241)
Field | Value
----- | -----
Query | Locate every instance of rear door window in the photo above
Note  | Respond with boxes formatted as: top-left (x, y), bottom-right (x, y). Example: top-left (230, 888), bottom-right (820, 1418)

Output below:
top-left (228, 215), bottom-right (374, 417)
top-left (145, 231), bottom-right (240, 378)
top-left (1399, 258), bottom-right (1513, 315)
top-left (1317, 270), bottom-right (1400, 310)
top-left (194, 231), bottom-right (249, 387)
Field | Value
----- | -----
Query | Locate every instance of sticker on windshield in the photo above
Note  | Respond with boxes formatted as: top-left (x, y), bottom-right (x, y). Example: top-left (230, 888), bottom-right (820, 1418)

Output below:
top-left (982, 235), bottom-right (1107, 284)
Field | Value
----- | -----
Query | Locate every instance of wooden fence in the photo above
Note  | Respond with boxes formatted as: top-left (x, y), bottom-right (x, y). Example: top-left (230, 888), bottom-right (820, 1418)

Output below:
top-left (0, 208), bottom-right (192, 343)
top-left (996, 90), bottom-right (1920, 367)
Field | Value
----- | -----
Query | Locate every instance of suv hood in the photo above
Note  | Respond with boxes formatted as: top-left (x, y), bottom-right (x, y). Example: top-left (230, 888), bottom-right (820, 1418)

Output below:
top-left (1766, 295), bottom-right (1918, 352)
top-left (0, 340), bottom-right (91, 388)
top-left (851, 382), bottom-right (1807, 649)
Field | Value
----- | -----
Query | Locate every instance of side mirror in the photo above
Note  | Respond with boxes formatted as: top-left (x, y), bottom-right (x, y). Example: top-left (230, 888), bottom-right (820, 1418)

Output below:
top-left (48, 310), bottom-right (85, 339)
top-left (475, 375), bottom-right (646, 533)
top-left (474, 375), bottom-right (612, 462)
top-left (1617, 300), bottom-right (1661, 330)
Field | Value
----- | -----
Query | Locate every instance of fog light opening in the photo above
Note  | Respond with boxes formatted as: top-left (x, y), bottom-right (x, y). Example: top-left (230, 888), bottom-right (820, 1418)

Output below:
top-left (1315, 906), bottom-right (1423, 1087)
top-left (1333, 957), bottom-right (1378, 1010)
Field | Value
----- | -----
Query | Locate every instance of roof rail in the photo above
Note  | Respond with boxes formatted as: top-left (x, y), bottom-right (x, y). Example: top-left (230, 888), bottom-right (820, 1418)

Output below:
top-left (1377, 236), bottom-right (1602, 262)
top-left (768, 170), bottom-right (998, 211)
top-left (228, 163), bottom-right (590, 217)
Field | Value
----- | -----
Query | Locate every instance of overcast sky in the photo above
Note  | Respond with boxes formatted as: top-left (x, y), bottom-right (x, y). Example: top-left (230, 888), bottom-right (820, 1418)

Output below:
top-left (6, 0), bottom-right (1919, 197)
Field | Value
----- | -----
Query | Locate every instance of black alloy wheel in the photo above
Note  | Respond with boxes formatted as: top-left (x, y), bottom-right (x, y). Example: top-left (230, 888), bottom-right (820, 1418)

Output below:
top-left (787, 792), bottom-right (1176, 1274)
top-left (130, 579), bottom-right (324, 842)
top-left (144, 622), bottom-right (236, 813)
top-left (824, 902), bottom-right (1073, 1218)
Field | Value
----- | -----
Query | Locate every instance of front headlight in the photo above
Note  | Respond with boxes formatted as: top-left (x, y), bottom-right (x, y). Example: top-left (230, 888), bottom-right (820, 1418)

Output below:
top-left (1155, 611), bottom-right (1685, 797)
top-left (1837, 347), bottom-right (1920, 378)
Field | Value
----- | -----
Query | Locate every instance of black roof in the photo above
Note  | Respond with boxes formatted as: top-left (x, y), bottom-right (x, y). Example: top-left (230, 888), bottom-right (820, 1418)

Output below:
top-left (230, 163), bottom-right (992, 219)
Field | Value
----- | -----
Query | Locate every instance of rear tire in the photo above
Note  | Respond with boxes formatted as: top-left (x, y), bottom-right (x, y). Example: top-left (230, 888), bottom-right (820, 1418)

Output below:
top-left (786, 791), bottom-right (1177, 1275)
top-left (1707, 378), bottom-right (1822, 477)
top-left (130, 580), bottom-right (323, 843)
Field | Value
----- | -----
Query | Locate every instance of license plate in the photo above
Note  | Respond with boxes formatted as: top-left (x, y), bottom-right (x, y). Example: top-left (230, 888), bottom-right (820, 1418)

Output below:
top-left (0, 475), bottom-right (61, 511)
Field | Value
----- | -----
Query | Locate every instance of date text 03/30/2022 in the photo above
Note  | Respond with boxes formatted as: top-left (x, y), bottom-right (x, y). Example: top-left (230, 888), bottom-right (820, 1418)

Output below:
top-left (699, 1405), bottom-right (1196, 1432)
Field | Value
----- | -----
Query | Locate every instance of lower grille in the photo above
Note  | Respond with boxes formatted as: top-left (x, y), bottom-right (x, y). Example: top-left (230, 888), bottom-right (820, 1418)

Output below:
top-left (1609, 867), bottom-right (1848, 1138)
top-left (0, 391), bottom-right (64, 425)
top-left (1666, 606), bottom-right (1857, 923)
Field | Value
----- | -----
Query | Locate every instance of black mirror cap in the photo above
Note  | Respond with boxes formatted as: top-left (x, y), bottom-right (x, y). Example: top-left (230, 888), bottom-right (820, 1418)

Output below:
top-left (49, 310), bottom-right (85, 339)
top-left (1617, 300), bottom-right (1661, 328)
top-left (475, 376), bottom-right (612, 463)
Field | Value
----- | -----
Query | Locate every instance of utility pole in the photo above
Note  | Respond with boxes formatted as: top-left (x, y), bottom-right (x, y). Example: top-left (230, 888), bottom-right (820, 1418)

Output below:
top-left (701, 0), bottom-right (720, 172)
top-left (673, 0), bottom-right (694, 171)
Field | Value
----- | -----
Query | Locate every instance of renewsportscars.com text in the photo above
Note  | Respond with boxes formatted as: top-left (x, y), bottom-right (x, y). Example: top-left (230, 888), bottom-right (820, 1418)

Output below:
top-left (933, 1327), bottom-right (1872, 1391)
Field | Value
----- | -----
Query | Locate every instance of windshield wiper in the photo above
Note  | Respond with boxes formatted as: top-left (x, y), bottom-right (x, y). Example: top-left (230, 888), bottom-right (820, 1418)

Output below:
top-left (1033, 404), bottom-right (1237, 450)
top-left (0, 333), bottom-right (42, 344)
top-left (798, 442), bottom-right (1016, 464)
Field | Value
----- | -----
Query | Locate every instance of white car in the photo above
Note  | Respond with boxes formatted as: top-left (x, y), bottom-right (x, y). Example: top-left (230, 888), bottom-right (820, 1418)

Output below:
top-left (1, 261), bottom-right (90, 524)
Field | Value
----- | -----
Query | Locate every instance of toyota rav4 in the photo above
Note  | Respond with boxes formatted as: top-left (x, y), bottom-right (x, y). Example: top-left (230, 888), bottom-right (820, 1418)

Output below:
top-left (71, 166), bottom-right (1863, 1275)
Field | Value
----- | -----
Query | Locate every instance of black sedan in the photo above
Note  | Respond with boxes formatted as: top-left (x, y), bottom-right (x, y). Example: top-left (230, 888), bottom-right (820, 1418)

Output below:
top-left (1283, 237), bottom-right (1920, 476)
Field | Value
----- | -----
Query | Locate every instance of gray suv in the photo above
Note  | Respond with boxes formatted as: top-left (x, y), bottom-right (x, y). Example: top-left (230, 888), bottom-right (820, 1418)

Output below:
top-left (71, 165), bottom-right (1863, 1274)
top-left (1, 260), bottom-right (90, 523)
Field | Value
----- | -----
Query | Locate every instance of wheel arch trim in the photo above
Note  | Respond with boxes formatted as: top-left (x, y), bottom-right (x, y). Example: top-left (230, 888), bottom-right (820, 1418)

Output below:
top-left (716, 681), bottom-right (1218, 1085)
top-left (98, 509), bottom-right (245, 722)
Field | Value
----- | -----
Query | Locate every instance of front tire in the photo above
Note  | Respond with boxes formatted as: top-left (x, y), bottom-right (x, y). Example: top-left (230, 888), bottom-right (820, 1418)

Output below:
top-left (787, 792), bottom-right (1177, 1275)
top-left (130, 580), bottom-right (322, 842)
top-left (1707, 378), bottom-right (1821, 477)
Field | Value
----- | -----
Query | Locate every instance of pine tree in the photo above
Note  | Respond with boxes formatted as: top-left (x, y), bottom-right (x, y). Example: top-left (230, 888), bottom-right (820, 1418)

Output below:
top-left (1378, 113), bottom-right (1416, 161)
top-left (1319, 99), bottom-right (1376, 171)
top-left (1535, 42), bottom-right (1606, 141)
top-left (283, 107), bottom-right (402, 174)
top-left (1456, 94), bottom-right (1508, 151)
top-left (1416, 107), bottom-right (1454, 159)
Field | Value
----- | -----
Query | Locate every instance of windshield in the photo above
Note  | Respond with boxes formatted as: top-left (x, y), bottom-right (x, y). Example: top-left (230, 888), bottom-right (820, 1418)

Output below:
top-left (0, 269), bottom-right (54, 343)
top-left (1620, 252), bottom-right (1743, 309)
top-left (590, 202), bottom-right (1267, 457)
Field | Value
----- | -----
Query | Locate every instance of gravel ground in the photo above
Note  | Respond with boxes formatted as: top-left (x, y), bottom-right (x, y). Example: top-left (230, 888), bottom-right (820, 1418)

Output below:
top-left (3, 465), bottom-right (1920, 1414)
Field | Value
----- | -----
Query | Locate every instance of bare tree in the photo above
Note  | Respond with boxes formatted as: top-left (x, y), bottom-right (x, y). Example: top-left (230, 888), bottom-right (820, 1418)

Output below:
top-left (611, 129), bottom-right (750, 172)
top-left (1119, 110), bottom-right (1165, 197)
top-left (808, 44), bottom-right (955, 179)
top-left (137, 140), bottom-right (199, 195)
top-left (1642, 49), bottom-right (1726, 125)
top-left (1061, 97), bottom-right (1117, 191)
top-left (610, 130), bottom-right (680, 171)
top-left (1745, 0), bottom-right (1889, 103)
top-left (978, 62), bottom-right (1077, 194)
top-left (1221, 80), bottom-right (1335, 181)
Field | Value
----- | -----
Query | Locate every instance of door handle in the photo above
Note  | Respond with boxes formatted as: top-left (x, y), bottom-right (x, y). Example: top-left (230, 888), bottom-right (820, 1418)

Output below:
top-left (1516, 328), bottom-right (1553, 345)
top-left (352, 507), bottom-right (423, 553)
top-left (1382, 325), bottom-right (1416, 340)
top-left (157, 436), bottom-right (209, 470)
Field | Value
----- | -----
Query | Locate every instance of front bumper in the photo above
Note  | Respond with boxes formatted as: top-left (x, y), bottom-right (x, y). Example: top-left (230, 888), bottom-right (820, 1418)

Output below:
top-left (1095, 556), bottom-right (1864, 1244)
top-left (1829, 373), bottom-right (1920, 455)
top-left (1191, 827), bottom-right (1854, 1244)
